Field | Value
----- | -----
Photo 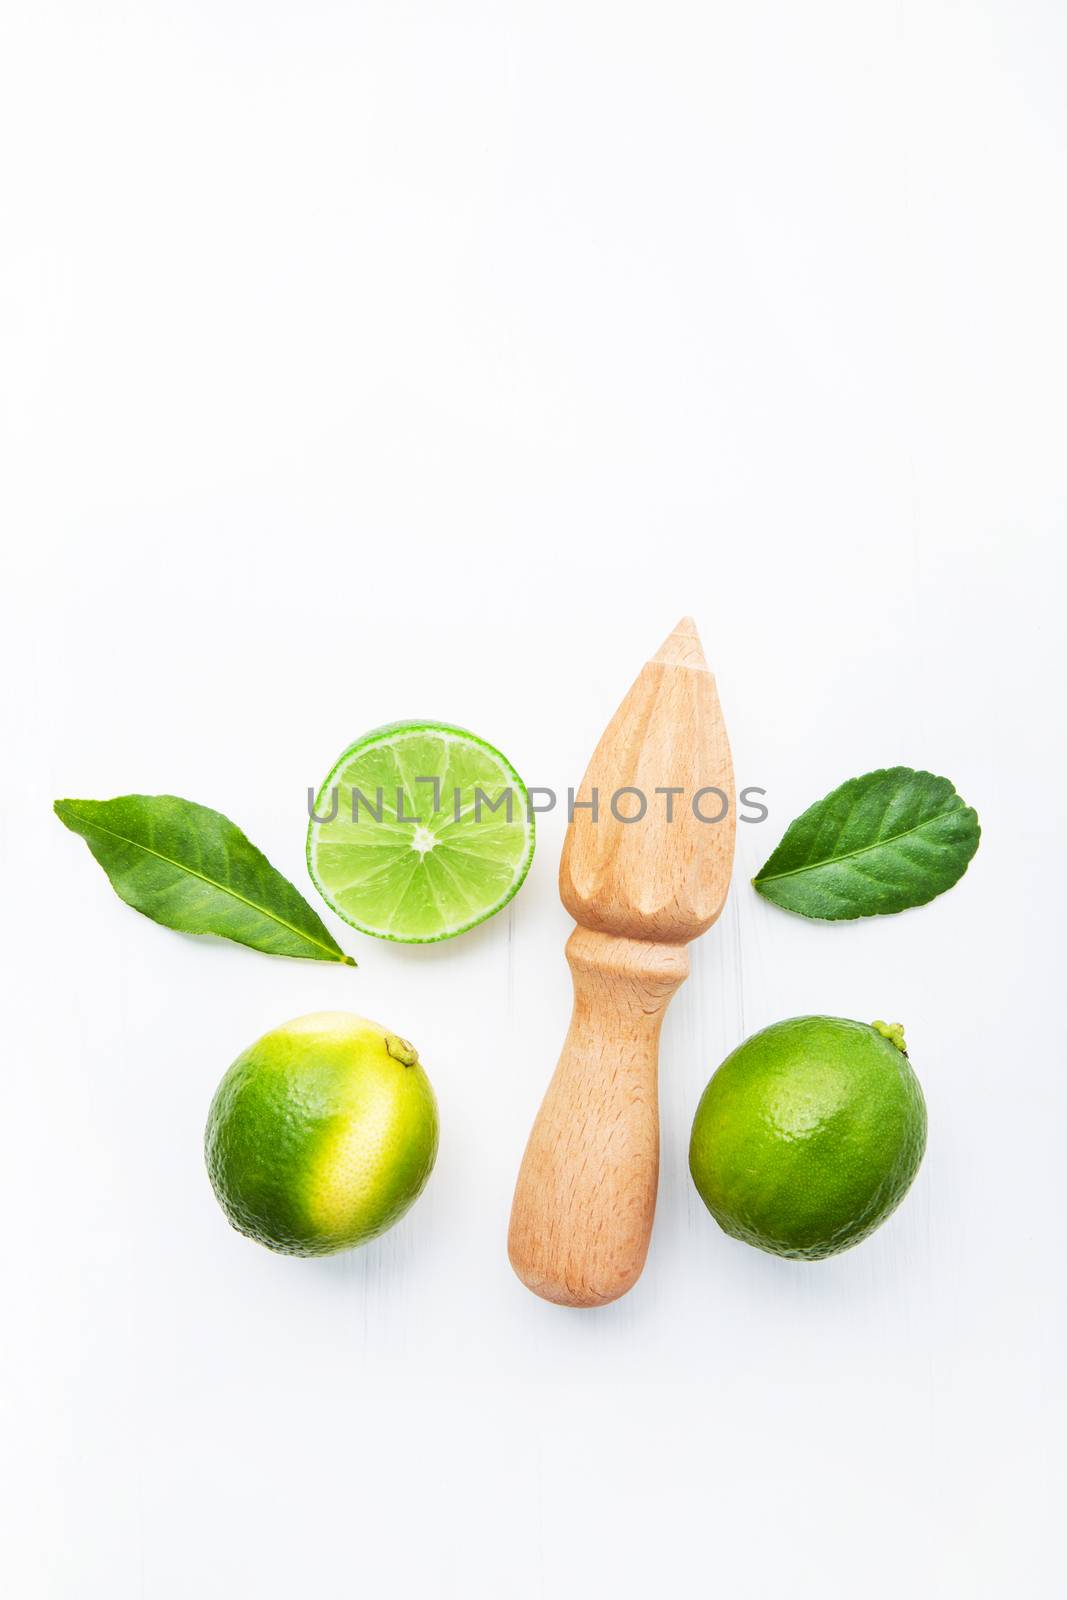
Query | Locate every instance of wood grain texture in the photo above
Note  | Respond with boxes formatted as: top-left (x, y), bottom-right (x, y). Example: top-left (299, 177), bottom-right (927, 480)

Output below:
top-left (508, 618), bottom-right (735, 1306)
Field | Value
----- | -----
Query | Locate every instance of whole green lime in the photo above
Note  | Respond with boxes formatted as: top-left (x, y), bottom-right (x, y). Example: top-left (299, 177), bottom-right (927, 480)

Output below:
top-left (205, 1011), bottom-right (439, 1257)
top-left (689, 1016), bottom-right (926, 1260)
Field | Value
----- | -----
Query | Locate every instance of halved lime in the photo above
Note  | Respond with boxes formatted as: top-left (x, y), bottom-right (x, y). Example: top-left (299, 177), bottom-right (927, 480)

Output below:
top-left (307, 722), bottom-right (535, 943)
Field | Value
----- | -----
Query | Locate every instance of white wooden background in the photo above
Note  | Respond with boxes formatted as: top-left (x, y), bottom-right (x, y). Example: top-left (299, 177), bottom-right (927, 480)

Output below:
top-left (2, 5), bottom-right (1063, 1596)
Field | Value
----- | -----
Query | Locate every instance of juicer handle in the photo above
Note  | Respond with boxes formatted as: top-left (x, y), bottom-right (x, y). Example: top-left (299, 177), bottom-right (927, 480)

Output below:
top-left (507, 927), bottom-right (689, 1308)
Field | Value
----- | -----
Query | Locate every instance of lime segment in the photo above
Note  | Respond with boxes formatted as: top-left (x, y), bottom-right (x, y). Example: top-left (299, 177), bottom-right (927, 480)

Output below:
top-left (307, 721), bottom-right (535, 942)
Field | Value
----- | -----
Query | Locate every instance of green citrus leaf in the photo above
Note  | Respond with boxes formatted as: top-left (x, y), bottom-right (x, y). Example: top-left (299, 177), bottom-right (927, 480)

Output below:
top-left (55, 794), bottom-right (356, 964)
top-left (752, 767), bottom-right (980, 920)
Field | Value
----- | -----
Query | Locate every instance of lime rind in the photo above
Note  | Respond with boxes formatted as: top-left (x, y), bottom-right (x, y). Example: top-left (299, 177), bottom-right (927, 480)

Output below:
top-left (307, 721), bottom-right (535, 943)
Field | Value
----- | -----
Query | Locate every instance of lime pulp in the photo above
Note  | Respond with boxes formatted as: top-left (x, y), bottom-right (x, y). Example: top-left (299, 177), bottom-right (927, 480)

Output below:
top-left (307, 721), bottom-right (535, 943)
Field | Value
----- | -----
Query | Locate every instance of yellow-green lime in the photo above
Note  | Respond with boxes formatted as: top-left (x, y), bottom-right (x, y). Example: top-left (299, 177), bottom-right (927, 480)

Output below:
top-left (307, 721), bottom-right (534, 943)
top-left (205, 1011), bottom-right (438, 1257)
top-left (689, 1016), bottom-right (926, 1260)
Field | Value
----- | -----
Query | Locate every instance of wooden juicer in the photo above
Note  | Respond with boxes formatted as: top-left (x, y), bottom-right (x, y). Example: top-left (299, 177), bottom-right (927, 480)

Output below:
top-left (508, 617), bottom-right (735, 1307)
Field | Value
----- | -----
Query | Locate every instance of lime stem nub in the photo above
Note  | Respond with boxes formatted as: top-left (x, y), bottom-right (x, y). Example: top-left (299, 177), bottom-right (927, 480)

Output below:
top-left (872, 1020), bottom-right (907, 1054)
